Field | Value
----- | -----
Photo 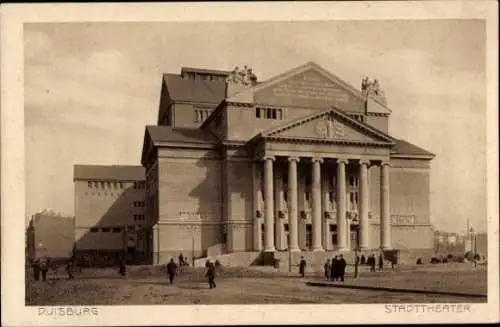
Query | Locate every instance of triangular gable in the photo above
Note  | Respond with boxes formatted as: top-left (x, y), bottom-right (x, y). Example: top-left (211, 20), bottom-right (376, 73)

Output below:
top-left (262, 107), bottom-right (395, 145)
top-left (228, 61), bottom-right (392, 114)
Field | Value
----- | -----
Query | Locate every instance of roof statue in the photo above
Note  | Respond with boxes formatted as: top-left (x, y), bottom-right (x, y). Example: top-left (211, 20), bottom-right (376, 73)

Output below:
top-left (226, 65), bottom-right (258, 86)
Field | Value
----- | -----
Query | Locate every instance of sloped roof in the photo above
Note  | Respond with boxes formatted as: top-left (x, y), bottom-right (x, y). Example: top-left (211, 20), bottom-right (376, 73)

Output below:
top-left (163, 73), bottom-right (227, 103)
top-left (392, 139), bottom-right (435, 157)
top-left (73, 165), bottom-right (145, 181)
top-left (146, 125), bottom-right (217, 144)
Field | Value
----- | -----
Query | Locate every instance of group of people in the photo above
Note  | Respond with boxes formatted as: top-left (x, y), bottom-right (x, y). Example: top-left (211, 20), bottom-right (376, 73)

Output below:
top-left (362, 253), bottom-right (385, 272)
top-left (31, 257), bottom-right (50, 281)
top-left (165, 254), bottom-right (218, 289)
top-left (323, 255), bottom-right (348, 281)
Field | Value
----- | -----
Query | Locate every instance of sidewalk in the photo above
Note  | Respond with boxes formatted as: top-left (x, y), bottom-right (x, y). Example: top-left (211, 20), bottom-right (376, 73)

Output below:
top-left (307, 267), bottom-right (487, 298)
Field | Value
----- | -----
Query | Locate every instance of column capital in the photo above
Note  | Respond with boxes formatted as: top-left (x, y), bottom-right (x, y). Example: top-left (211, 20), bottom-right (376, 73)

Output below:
top-left (288, 156), bottom-right (300, 163)
top-left (380, 160), bottom-right (391, 167)
top-left (337, 158), bottom-right (349, 165)
top-left (359, 159), bottom-right (370, 166)
top-left (262, 155), bottom-right (276, 162)
top-left (312, 157), bottom-right (324, 164)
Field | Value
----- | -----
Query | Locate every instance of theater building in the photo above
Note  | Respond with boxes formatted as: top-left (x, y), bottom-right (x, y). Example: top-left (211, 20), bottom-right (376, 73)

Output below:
top-left (141, 62), bottom-right (435, 264)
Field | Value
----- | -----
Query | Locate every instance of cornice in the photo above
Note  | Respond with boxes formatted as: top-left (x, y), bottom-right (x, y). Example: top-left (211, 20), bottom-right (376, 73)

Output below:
top-left (264, 136), bottom-right (394, 148)
top-left (366, 112), bottom-right (390, 117)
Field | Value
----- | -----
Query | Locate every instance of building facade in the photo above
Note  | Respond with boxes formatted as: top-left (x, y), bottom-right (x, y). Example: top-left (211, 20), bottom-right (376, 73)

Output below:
top-left (141, 62), bottom-right (435, 263)
top-left (26, 210), bottom-right (75, 261)
top-left (73, 165), bottom-right (149, 264)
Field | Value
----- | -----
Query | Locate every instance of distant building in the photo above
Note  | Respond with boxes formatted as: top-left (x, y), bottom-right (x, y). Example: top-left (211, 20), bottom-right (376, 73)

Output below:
top-left (434, 230), bottom-right (468, 255)
top-left (26, 210), bottom-right (75, 261)
top-left (471, 232), bottom-right (488, 258)
top-left (73, 165), bottom-right (148, 264)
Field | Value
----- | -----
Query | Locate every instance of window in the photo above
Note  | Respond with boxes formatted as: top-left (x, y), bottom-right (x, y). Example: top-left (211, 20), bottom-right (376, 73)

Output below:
top-left (88, 181), bottom-right (92, 188)
top-left (256, 107), bottom-right (284, 120)
top-left (101, 227), bottom-right (110, 232)
top-left (305, 192), bottom-right (311, 202)
top-left (112, 227), bottom-right (121, 233)
top-left (90, 228), bottom-right (98, 233)
top-left (283, 191), bottom-right (288, 202)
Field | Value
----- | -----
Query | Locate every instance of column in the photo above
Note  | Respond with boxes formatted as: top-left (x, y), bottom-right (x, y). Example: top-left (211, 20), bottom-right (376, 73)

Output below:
top-left (288, 157), bottom-right (300, 251)
top-left (252, 161), bottom-right (262, 251)
top-left (312, 157), bottom-right (324, 251)
top-left (336, 159), bottom-right (348, 250)
top-left (359, 159), bottom-right (370, 250)
top-left (274, 169), bottom-right (283, 250)
top-left (322, 164), bottom-right (331, 250)
top-left (263, 156), bottom-right (275, 252)
top-left (380, 161), bottom-right (391, 249)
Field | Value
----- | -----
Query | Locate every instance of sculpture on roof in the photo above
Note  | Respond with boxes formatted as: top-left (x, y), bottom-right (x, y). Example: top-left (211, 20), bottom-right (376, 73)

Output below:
top-left (226, 65), bottom-right (258, 86)
top-left (361, 77), bottom-right (384, 97)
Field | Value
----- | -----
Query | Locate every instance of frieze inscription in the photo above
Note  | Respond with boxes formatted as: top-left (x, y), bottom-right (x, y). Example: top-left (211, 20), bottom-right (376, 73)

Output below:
top-left (272, 76), bottom-right (350, 103)
top-left (391, 214), bottom-right (416, 225)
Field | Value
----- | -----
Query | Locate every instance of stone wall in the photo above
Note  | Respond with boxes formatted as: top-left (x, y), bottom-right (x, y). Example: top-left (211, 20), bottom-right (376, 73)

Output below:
top-left (156, 148), bottom-right (223, 261)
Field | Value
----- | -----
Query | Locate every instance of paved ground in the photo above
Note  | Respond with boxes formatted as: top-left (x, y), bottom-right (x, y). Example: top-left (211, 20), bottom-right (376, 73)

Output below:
top-left (25, 263), bottom-right (487, 305)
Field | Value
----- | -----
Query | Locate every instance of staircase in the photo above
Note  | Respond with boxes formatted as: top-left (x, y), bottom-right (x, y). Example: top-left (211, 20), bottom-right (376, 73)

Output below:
top-left (192, 248), bottom-right (435, 271)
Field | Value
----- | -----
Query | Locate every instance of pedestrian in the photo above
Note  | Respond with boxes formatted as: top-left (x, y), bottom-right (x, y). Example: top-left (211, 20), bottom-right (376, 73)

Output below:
top-left (324, 259), bottom-right (331, 280)
top-left (39, 257), bottom-right (49, 281)
top-left (378, 253), bottom-right (384, 271)
top-left (360, 254), bottom-right (366, 265)
top-left (32, 259), bottom-right (41, 281)
top-left (179, 253), bottom-right (185, 266)
top-left (66, 259), bottom-right (74, 280)
top-left (331, 256), bottom-right (339, 281)
top-left (339, 254), bottom-right (347, 282)
top-left (354, 252), bottom-right (360, 279)
top-left (166, 258), bottom-right (178, 285)
top-left (119, 254), bottom-right (127, 276)
top-left (299, 256), bottom-right (306, 277)
top-left (206, 261), bottom-right (217, 289)
top-left (369, 254), bottom-right (376, 272)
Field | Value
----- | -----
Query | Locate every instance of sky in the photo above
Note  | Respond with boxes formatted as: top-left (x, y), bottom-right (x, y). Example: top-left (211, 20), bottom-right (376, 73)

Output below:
top-left (24, 20), bottom-right (487, 234)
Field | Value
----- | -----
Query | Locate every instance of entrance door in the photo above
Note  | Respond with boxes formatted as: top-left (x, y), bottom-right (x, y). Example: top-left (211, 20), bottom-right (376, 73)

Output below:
top-left (306, 224), bottom-right (312, 250)
top-left (330, 224), bottom-right (337, 248)
top-left (350, 226), bottom-right (359, 250)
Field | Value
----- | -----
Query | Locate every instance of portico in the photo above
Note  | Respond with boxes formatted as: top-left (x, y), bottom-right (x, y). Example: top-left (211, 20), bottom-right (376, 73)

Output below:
top-left (249, 108), bottom-right (396, 252)
top-left (254, 155), bottom-right (391, 252)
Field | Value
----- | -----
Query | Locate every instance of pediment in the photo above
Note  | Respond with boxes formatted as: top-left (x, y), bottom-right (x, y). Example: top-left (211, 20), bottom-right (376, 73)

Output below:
top-left (263, 108), bottom-right (394, 145)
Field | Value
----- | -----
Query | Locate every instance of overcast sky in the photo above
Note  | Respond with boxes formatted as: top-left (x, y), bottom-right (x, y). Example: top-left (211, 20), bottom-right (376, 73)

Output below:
top-left (24, 20), bottom-right (486, 234)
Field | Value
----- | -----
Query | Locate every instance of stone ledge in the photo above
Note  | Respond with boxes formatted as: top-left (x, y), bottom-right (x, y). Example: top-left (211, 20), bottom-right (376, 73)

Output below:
top-left (306, 281), bottom-right (487, 298)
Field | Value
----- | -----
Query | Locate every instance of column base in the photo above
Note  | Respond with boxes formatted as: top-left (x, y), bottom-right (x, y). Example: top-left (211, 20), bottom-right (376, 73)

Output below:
top-left (263, 247), bottom-right (276, 252)
top-left (336, 247), bottom-right (350, 252)
top-left (312, 247), bottom-right (324, 252)
top-left (289, 247), bottom-right (301, 252)
top-left (359, 246), bottom-right (369, 251)
top-left (380, 245), bottom-right (392, 250)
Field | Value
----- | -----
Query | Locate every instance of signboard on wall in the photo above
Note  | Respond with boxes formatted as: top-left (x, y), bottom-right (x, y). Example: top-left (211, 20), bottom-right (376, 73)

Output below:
top-left (390, 214), bottom-right (416, 225)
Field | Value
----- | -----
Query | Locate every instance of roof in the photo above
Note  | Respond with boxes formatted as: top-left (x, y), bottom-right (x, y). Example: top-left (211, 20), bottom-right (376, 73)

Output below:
top-left (392, 139), bottom-right (435, 157)
top-left (181, 67), bottom-right (231, 76)
top-left (163, 73), bottom-right (227, 103)
top-left (73, 165), bottom-right (145, 182)
top-left (146, 125), bottom-right (217, 144)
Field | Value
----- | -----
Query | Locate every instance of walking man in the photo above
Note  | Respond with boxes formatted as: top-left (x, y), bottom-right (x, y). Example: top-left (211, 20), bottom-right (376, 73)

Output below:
top-left (339, 254), bottom-right (347, 282)
top-left (331, 256), bottom-right (339, 281)
top-left (378, 253), bottom-right (384, 271)
top-left (299, 256), bottom-right (307, 278)
top-left (39, 257), bottom-right (49, 282)
top-left (66, 259), bottom-right (75, 280)
top-left (206, 261), bottom-right (217, 289)
top-left (166, 258), bottom-right (178, 285)
top-left (32, 259), bottom-right (41, 281)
